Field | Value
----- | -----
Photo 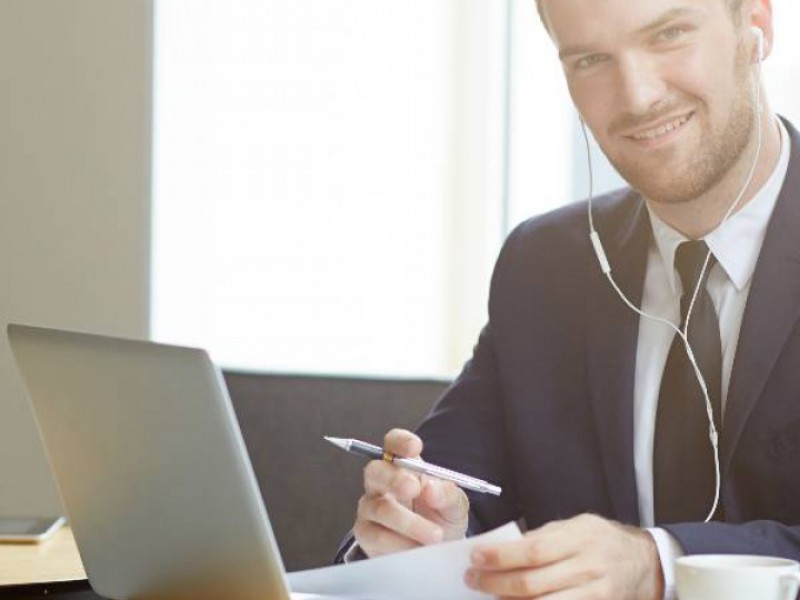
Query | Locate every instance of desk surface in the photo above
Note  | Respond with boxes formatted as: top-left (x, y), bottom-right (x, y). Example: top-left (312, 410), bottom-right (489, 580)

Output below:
top-left (0, 525), bottom-right (86, 586)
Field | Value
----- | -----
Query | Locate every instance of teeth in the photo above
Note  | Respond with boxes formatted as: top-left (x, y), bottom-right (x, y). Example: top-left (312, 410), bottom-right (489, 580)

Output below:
top-left (632, 116), bottom-right (689, 141)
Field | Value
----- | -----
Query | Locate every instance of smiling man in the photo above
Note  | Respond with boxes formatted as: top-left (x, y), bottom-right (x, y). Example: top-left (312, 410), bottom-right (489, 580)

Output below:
top-left (337, 0), bottom-right (800, 598)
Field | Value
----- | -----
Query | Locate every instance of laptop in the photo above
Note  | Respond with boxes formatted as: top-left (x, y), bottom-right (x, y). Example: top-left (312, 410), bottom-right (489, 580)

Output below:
top-left (7, 324), bottom-right (294, 600)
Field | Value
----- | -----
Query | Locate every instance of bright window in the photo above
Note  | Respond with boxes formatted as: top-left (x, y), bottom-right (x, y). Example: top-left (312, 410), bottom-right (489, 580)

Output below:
top-left (152, 1), bottom-right (507, 377)
top-left (153, 1), bottom-right (800, 378)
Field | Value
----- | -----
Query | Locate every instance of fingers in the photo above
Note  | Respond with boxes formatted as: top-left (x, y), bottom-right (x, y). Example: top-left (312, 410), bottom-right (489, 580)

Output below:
top-left (383, 428), bottom-right (423, 458)
top-left (419, 477), bottom-right (470, 526)
top-left (353, 428), bottom-right (470, 557)
top-left (466, 515), bottom-right (662, 600)
top-left (471, 520), bottom-right (576, 571)
top-left (363, 429), bottom-right (425, 502)
top-left (352, 520), bottom-right (422, 558)
top-left (356, 493), bottom-right (444, 548)
top-left (364, 458), bottom-right (422, 503)
top-left (465, 556), bottom-right (588, 598)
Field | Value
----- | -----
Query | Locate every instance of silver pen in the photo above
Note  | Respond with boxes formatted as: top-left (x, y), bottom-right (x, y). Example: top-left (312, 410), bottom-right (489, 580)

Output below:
top-left (324, 436), bottom-right (502, 496)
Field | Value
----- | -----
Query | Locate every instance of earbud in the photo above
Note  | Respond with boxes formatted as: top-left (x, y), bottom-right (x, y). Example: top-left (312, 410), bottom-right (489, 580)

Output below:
top-left (751, 26), bottom-right (765, 62)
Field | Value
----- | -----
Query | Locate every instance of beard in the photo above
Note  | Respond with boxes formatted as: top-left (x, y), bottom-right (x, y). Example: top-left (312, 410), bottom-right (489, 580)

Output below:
top-left (602, 42), bottom-right (756, 205)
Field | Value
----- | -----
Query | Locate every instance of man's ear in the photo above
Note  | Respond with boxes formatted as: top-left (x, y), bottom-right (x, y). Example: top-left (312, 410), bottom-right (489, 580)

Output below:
top-left (746, 0), bottom-right (774, 61)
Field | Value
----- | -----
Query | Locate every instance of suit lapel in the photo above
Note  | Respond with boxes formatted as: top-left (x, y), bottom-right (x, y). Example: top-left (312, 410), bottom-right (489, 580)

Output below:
top-left (722, 119), bottom-right (800, 472)
top-left (586, 192), bottom-right (650, 525)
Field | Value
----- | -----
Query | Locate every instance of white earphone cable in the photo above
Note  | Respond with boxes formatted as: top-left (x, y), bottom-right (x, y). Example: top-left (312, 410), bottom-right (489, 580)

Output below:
top-left (582, 31), bottom-right (765, 523)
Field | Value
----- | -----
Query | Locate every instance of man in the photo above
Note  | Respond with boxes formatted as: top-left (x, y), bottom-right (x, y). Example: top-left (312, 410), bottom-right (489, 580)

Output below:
top-left (339, 0), bottom-right (800, 598)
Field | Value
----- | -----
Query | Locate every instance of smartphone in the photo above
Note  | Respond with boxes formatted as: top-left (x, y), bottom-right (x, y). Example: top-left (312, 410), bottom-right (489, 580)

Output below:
top-left (0, 516), bottom-right (66, 543)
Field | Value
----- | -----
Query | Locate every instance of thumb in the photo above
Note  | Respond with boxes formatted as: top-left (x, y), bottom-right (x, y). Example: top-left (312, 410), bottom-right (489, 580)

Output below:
top-left (418, 478), bottom-right (469, 532)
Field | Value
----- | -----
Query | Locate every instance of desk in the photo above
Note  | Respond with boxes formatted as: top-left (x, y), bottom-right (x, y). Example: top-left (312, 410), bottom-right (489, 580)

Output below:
top-left (0, 525), bottom-right (85, 586)
top-left (0, 526), bottom-right (101, 599)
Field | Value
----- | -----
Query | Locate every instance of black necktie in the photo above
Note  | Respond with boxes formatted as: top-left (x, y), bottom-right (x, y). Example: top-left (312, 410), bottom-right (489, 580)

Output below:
top-left (654, 240), bottom-right (722, 524)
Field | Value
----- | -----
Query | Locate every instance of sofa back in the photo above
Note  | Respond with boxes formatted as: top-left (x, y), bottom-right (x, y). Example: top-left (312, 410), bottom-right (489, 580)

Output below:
top-left (223, 371), bottom-right (448, 571)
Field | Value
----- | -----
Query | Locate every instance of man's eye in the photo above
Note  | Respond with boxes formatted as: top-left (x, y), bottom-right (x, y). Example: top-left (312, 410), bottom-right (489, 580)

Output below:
top-left (657, 26), bottom-right (687, 42)
top-left (575, 54), bottom-right (608, 70)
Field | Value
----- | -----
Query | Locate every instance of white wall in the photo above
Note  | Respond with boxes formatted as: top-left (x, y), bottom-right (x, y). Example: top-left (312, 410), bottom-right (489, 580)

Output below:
top-left (0, 0), bottom-right (152, 516)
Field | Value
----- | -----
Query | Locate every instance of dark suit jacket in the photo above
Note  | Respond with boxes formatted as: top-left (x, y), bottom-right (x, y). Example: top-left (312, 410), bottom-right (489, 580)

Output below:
top-left (337, 117), bottom-right (800, 562)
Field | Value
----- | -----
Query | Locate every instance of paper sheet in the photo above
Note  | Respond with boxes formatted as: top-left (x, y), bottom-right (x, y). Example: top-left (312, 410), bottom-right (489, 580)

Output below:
top-left (288, 522), bottom-right (523, 600)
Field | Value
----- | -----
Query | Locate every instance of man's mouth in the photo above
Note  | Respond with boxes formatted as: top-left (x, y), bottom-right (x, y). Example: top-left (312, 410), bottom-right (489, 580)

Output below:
top-left (626, 112), bottom-right (694, 143)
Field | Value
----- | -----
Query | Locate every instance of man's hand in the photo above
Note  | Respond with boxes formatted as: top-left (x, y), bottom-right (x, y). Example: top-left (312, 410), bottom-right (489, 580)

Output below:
top-left (352, 428), bottom-right (470, 557)
top-left (465, 513), bottom-right (664, 599)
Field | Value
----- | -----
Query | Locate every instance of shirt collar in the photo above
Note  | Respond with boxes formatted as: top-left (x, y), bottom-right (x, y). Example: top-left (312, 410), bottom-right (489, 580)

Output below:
top-left (647, 117), bottom-right (791, 294)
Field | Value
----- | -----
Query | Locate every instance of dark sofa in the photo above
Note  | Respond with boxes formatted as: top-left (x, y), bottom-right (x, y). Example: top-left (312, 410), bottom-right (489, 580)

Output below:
top-left (224, 370), bottom-right (448, 571)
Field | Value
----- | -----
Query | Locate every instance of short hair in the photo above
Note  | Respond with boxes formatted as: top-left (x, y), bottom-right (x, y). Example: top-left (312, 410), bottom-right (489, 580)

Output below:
top-left (534, 0), bottom-right (744, 34)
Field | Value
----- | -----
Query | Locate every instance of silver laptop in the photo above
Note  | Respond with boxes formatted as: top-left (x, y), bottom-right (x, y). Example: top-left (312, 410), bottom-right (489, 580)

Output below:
top-left (7, 324), bottom-right (292, 600)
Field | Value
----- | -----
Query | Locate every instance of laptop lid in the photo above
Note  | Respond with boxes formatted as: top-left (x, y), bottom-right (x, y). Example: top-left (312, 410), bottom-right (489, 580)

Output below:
top-left (7, 324), bottom-right (291, 600)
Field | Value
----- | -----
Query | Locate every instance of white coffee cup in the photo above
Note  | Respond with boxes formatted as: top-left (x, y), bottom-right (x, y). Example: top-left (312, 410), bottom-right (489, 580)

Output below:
top-left (676, 554), bottom-right (800, 600)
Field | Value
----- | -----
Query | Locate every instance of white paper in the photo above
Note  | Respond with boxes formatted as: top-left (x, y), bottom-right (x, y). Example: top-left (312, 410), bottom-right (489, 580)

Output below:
top-left (288, 522), bottom-right (523, 600)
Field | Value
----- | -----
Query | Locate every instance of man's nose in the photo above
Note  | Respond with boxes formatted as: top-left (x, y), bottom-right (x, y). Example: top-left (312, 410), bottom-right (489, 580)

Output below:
top-left (615, 55), bottom-right (669, 116)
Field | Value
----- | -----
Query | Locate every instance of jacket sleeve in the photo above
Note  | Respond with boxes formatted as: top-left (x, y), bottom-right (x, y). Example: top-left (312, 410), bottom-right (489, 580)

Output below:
top-left (665, 521), bottom-right (800, 558)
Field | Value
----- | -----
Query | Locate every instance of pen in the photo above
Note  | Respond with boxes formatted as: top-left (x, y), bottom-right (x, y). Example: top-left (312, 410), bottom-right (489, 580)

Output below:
top-left (324, 436), bottom-right (502, 496)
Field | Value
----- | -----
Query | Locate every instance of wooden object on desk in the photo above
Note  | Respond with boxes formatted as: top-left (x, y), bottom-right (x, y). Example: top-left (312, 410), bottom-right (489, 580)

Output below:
top-left (0, 525), bottom-right (86, 586)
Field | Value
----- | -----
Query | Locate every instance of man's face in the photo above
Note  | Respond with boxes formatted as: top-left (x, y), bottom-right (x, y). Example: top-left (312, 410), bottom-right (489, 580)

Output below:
top-left (541, 0), bottom-right (756, 205)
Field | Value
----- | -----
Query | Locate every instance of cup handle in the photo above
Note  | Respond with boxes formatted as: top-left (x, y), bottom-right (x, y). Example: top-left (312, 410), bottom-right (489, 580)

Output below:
top-left (781, 572), bottom-right (800, 600)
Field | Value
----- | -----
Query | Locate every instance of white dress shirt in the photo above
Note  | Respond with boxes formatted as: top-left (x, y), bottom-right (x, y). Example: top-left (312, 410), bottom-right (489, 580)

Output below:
top-left (638, 118), bottom-right (791, 598)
